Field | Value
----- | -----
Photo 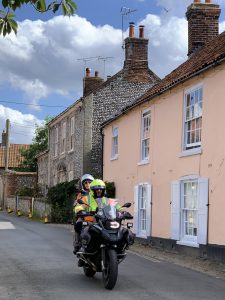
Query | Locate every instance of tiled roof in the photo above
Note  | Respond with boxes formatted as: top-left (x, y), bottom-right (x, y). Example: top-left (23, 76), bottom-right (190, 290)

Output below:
top-left (132, 30), bottom-right (225, 107)
top-left (102, 31), bottom-right (225, 127)
top-left (0, 144), bottom-right (30, 168)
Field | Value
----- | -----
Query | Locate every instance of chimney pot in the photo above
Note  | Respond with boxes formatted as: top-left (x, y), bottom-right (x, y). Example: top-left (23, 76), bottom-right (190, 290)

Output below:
top-left (205, 0), bottom-right (211, 3)
top-left (95, 71), bottom-right (99, 77)
top-left (86, 67), bottom-right (91, 77)
top-left (129, 22), bottom-right (135, 38)
top-left (194, 0), bottom-right (201, 3)
top-left (139, 25), bottom-right (144, 38)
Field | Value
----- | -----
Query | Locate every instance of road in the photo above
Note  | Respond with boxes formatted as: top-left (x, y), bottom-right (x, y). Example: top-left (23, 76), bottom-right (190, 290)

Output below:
top-left (0, 212), bottom-right (225, 300)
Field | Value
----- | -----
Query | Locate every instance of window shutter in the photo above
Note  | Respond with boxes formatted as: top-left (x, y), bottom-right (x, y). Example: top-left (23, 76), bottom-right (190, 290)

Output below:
top-left (197, 178), bottom-right (208, 245)
top-left (171, 181), bottom-right (180, 240)
top-left (146, 184), bottom-right (152, 237)
top-left (133, 186), bottom-right (139, 235)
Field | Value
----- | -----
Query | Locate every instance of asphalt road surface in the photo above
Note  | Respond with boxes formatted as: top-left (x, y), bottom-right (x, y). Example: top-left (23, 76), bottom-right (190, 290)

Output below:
top-left (0, 212), bottom-right (225, 300)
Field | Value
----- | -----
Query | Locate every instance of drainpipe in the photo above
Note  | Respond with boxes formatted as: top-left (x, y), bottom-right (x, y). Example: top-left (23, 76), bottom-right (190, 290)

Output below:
top-left (100, 127), bottom-right (104, 179)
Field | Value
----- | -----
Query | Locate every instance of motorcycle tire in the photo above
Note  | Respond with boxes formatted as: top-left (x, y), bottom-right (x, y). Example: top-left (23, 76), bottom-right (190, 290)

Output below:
top-left (102, 249), bottom-right (118, 290)
top-left (83, 266), bottom-right (96, 277)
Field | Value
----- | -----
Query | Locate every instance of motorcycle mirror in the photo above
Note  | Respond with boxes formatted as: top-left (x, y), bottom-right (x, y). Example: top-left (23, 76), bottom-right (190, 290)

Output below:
top-left (122, 202), bottom-right (131, 208)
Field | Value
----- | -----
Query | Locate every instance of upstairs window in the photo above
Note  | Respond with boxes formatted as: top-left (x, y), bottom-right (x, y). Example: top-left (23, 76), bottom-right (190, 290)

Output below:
top-left (70, 117), bottom-right (75, 151)
top-left (54, 127), bottom-right (58, 157)
top-left (111, 127), bottom-right (118, 159)
top-left (184, 87), bottom-right (202, 150)
top-left (61, 122), bottom-right (66, 154)
top-left (141, 110), bottom-right (151, 161)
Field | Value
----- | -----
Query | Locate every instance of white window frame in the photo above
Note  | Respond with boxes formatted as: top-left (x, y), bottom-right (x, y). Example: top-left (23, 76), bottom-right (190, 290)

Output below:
top-left (140, 109), bottom-right (151, 162)
top-left (171, 176), bottom-right (208, 247)
top-left (69, 117), bottom-right (75, 151)
top-left (61, 122), bottom-right (66, 154)
top-left (183, 85), bottom-right (203, 152)
top-left (134, 183), bottom-right (151, 238)
top-left (54, 127), bottom-right (58, 157)
top-left (111, 126), bottom-right (118, 159)
top-left (181, 179), bottom-right (198, 244)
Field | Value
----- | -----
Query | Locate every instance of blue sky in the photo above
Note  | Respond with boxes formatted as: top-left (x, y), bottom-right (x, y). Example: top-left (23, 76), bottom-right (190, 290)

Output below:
top-left (0, 0), bottom-right (225, 143)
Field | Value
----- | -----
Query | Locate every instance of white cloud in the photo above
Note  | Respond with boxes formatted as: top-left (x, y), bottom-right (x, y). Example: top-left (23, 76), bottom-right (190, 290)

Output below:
top-left (0, 15), bottom-right (123, 105)
top-left (220, 21), bottom-right (225, 33)
top-left (0, 105), bottom-right (43, 144)
top-left (0, 2), bottom-right (224, 108)
top-left (138, 14), bottom-right (188, 77)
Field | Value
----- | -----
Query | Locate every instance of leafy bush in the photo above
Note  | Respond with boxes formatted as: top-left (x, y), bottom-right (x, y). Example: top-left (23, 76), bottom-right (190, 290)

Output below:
top-left (47, 179), bottom-right (79, 223)
top-left (15, 185), bottom-right (43, 197)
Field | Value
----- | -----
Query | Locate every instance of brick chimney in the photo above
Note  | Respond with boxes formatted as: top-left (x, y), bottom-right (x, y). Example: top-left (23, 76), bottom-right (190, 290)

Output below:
top-left (186, 0), bottom-right (221, 57)
top-left (1, 130), bottom-right (6, 147)
top-left (123, 22), bottom-right (150, 82)
top-left (83, 68), bottom-right (104, 96)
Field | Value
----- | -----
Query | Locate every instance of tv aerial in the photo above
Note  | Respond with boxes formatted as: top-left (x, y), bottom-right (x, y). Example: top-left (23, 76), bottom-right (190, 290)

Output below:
top-left (120, 7), bottom-right (137, 49)
top-left (77, 56), bottom-right (113, 79)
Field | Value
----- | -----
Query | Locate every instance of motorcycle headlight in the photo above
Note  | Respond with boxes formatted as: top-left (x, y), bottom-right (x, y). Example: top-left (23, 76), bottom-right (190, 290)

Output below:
top-left (110, 221), bottom-right (120, 229)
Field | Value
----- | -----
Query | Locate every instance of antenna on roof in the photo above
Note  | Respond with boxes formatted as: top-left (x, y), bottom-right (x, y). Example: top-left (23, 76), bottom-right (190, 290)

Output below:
top-left (98, 56), bottom-right (114, 79)
top-left (77, 56), bottom-right (102, 76)
top-left (120, 7), bottom-right (137, 49)
top-left (77, 56), bottom-right (114, 80)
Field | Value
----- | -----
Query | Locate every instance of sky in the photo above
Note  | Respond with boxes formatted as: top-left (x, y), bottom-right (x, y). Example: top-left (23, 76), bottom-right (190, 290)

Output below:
top-left (0, 0), bottom-right (225, 144)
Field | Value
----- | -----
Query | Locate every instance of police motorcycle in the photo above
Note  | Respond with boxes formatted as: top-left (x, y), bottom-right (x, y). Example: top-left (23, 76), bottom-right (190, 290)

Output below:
top-left (76, 198), bottom-right (134, 290)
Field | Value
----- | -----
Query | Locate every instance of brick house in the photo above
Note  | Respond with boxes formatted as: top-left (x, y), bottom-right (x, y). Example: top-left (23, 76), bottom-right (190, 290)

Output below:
top-left (0, 130), bottom-right (30, 173)
top-left (38, 23), bottom-right (160, 187)
top-left (102, 0), bottom-right (225, 262)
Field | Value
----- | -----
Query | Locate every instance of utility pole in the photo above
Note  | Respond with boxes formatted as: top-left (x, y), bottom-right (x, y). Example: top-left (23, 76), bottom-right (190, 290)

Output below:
top-left (5, 118), bottom-right (10, 171)
top-left (2, 119), bottom-right (10, 210)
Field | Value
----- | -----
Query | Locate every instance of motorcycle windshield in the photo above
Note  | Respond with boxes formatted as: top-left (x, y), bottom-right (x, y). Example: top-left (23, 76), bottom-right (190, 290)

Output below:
top-left (96, 198), bottom-right (118, 220)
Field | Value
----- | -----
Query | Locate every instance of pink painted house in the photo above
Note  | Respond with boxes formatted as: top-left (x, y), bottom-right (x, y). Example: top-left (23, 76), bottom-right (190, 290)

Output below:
top-left (102, 0), bottom-right (225, 262)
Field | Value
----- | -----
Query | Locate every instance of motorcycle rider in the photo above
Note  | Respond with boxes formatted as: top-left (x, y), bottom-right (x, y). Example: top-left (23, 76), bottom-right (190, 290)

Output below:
top-left (75, 179), bottom-right (134, 266)
top-left (73, 174), bottom-right (94, 254)
top-left (75, 179), bottom-right (121, 214)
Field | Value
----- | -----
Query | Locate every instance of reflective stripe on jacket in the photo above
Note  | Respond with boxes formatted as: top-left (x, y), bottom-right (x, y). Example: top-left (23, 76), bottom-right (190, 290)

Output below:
top-left (74, 195), bottom-right (121, 214)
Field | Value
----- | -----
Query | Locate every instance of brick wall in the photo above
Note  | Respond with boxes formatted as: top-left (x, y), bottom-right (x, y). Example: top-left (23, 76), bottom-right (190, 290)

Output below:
top-left (48, 102), bottom-right (84, 187)
top-left (90, 71), bottom-right (158, 178)
top-left (186, 2), bottom-right (221, 56)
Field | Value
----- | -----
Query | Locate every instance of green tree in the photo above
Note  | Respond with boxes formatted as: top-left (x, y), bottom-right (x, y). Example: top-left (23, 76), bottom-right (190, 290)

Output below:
top-left (0, 0), bottom-right (77, 36)
top-left (16, 116), bottom-right (52, 172)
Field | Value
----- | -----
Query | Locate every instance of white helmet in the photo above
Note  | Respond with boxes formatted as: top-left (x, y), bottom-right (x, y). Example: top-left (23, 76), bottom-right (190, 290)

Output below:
top-left (81, 174), bottom-right (94, 190)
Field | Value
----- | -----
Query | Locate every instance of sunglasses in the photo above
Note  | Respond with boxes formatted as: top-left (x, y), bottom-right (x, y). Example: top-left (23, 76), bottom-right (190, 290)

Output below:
top-left (84, 180), bottom-right (92, 184)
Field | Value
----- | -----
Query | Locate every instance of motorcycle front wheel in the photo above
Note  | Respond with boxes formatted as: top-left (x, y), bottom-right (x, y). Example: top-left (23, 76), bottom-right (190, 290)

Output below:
top-left (102, 249), bottom-right (118, 290)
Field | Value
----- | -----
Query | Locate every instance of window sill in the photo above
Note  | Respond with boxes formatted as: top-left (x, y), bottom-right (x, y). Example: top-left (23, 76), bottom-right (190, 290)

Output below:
top-left (138, 160), bottom-right (149, 166)
top-left (110, 155), bottom-right (118, 161)
top-left (177, 240), bottom-right (199, 248)
top-left (178, 147), bottom-right (202, 158)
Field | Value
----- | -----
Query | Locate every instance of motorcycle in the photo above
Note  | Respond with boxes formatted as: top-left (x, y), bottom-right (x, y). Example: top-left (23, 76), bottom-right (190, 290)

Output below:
top-left (76, 199), bottom-right (134, 290)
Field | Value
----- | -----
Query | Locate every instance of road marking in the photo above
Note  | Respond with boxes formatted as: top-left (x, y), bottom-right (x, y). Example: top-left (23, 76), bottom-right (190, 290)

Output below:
top-left (0, 222), bottom-right (15, 229)
top-left (129, 250), bottom-right (161, 263)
